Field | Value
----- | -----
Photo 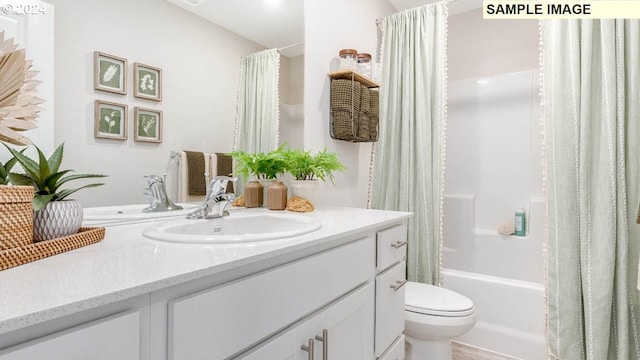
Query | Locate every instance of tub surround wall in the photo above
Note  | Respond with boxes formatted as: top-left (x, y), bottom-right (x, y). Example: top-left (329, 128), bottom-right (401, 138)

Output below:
top-left (48, 0), bottom-right (264, 207)
top-left (304, 0), bottom-right (396, 208)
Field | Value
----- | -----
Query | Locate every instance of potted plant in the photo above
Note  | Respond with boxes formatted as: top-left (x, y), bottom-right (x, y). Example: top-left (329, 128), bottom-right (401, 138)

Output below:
top-left (284, 148), bottom-right (345, 203)
top-left (0, 151), bottom-right (34, 249)
top-left (230, 148), bottom-right (288, 181)
top-left (230, 148), bottom-right (288, 207)
top-left (6, 143), bottom-right (107, 242)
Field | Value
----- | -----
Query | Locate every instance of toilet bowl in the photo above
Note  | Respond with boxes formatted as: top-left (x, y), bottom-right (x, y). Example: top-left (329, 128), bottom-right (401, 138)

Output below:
top-left (404, 281), bottom-right (477, 360)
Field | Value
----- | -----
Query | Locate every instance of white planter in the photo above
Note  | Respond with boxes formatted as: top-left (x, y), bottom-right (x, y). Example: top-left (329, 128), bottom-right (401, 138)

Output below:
top-left (33, 199), bottom-right (83, 242)
top-left (289, 180), bottom-right (319, 204)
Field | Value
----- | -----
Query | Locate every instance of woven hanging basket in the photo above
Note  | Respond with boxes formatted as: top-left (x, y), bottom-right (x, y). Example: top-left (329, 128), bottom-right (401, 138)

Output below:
top-left (0, 185), bottom-right (34, 250)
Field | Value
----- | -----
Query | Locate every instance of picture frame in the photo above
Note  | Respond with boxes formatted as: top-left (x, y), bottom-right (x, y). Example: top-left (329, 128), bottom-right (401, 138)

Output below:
top-left (134, 107), bottom-right (163, 143)
top-left (94, 100), bottom-right (128, 140)
top-left (94, 52), bottom-right (127, 95)
top-left (133, 63), bottom-right (162, 101)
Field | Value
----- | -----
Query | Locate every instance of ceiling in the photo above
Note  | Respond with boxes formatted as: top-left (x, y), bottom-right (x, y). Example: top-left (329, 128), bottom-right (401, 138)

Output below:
top-left (165, 0), bottom-right (481, 58)
top-left (165, 0), bottom-right (305, 57)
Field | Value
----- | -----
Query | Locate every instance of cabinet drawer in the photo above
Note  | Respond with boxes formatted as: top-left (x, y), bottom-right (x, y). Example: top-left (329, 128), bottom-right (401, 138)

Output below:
top-left (0, 311), bottom-right (141, 360)
top-left (375, 261), bottom-right (406, 357)
top-left (378, 335), bottom-right (405, 360)
top-left (376, 224), bottom-right (407, 271)
top-left (169, 237), bottom-right (375, 360)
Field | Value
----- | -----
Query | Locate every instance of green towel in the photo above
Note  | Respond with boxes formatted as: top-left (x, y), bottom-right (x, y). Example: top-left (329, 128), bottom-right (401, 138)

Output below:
top-left (184, 151), bottom-right (206, 196)
top-left (216, 153), bottom-right (234, 193)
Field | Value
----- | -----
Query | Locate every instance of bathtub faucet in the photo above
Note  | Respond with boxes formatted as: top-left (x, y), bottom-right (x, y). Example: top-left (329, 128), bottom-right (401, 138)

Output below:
top-left (143, 175), bottom-right (183, 212)
top-left (186, 176), bottom-right (237, 219)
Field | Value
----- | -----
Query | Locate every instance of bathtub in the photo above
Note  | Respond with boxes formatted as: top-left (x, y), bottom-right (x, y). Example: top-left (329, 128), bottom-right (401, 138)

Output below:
top-left (442, 268), bottom-right (546, 359)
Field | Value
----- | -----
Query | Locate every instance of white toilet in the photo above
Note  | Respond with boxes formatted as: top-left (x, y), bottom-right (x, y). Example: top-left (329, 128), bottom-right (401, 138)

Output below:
top-left (404, 281), bottom-right (477, 360)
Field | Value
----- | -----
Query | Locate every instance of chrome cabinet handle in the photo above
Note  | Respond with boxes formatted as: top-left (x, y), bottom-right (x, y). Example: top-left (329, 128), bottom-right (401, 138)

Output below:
top-left (391, 240), bottom-right (408, 249)
top-left (390, 279), bottom-right (408, 291)
top-left (315, 329), bottom-right (328, 360)
top-left (301, 339), bottom-right (314, 360)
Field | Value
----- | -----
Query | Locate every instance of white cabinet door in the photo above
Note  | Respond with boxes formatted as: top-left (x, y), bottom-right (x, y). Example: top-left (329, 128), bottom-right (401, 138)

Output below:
top-left (375, 262), bottom-right (406, 357)
top-left (0, 311), bottom-right (141, 360)
top-left (314, 283), bottom-right (375, 360)
top-left (237, 319), bottom-right (315, 360)
top-left (237, 283), bottom-right (375, 360)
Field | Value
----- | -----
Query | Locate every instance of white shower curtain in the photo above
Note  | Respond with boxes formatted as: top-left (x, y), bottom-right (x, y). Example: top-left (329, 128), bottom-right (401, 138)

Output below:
top-left (233, 49), bottom-right (280, 192)
top-left (543, 19), bottom-right (640, 359)
top-left (369, 3), bottom-right (447, 285)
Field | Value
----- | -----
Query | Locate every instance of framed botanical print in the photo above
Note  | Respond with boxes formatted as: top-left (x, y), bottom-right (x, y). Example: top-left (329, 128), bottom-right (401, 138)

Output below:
top-left (94, 100), bottom-right (127, 140)
top-left (94, 52), bottom-right (127, 95)
top-left (133, 63), bottom-right (162, 101)
top-left (134, 107), bottom-right (162, 143)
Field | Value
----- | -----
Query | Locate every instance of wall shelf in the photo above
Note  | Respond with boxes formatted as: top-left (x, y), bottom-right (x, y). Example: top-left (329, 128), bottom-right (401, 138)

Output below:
top-left (328, 70), bottom-right (380, 88)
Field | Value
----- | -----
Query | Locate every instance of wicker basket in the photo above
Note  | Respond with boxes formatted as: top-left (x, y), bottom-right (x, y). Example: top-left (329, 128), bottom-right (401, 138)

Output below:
top-left (0, 227), bottom-right (105, 271)
top-left (0, 185), bottom-right (34, 250)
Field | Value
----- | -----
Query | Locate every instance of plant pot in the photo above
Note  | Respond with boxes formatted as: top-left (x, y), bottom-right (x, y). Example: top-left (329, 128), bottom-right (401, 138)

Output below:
top-left (258, 179), bottom-right (275, 207)
top-left (289, 179), bottom-right (319, 204)
top-left (33, 199), bottom-right (83, 242)
top-left (244, 180), bottom-right (264, 208)
top-left (267, 181), bottom-right (288, 210)
top-left (0, 185), bottom-right (34, 250)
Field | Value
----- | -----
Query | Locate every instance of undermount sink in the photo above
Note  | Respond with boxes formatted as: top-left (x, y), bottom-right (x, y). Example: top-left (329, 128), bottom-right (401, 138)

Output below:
top-left (83, 203), bottom-right (199, 223)
top-left (142, 211), bottom-right (322, 244)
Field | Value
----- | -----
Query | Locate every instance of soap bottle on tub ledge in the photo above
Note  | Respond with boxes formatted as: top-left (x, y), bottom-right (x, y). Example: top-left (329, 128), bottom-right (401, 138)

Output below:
top-left (515, 207), bottom-right (527, 236)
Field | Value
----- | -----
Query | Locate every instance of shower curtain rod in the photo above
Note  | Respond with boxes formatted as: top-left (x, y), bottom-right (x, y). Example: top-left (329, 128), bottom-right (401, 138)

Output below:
top-left (277, 42), bottom-right (304, 52)
top-left (376, 0), bottom-right (460, 25)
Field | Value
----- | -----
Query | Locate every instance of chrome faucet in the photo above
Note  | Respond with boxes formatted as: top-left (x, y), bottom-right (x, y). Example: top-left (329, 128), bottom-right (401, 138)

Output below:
top-left (143, 175), bottom-right (183, 212)
top-left (186, 176), bottom-right (237, 219)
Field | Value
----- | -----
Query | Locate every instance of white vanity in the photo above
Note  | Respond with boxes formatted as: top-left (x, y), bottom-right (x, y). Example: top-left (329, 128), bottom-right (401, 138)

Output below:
top-left (0, 207), bottom-right (410, 360)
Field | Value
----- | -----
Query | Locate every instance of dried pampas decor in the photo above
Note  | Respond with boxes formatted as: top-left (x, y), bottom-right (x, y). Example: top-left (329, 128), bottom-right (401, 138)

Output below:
top-left (0, 31), bottom-right (43, 145)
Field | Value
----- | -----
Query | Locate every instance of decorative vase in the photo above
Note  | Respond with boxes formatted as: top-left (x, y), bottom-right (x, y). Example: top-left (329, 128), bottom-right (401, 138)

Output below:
top-left (33, 199), bottom-right (83, 242)
top-left (267, 181), bottom-right (288, 210)
top-left (258, 179), bottom-right (275, 207)
top-left (289, 179), bottom-right (319, 204)
top-left (244, 180), bottom-right (264, 208)
top-left (0, 185), bottom-right (34, 249)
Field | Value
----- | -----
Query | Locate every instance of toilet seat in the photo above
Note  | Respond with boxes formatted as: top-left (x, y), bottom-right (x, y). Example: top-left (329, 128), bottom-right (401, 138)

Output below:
top-left (405, 281), bottom-right (475, 317)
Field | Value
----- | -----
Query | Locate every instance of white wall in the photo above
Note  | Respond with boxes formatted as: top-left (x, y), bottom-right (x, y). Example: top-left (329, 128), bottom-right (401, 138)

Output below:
top-left (279, 55), bottom-right (304, 151)
top-left (304, 0), bottom-right (396, 208)
top-left (48, 0), bottom-right (264, 207)
top-left (448, 9), bottom-right (539, 80)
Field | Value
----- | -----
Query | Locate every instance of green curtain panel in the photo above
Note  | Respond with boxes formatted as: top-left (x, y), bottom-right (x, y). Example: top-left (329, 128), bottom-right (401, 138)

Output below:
top-left (233, 49), bottom-right (280, 193)
top-left (543, 19), bottom-right (640, 359)
top-left (369, 3), bottom-right (447, 285)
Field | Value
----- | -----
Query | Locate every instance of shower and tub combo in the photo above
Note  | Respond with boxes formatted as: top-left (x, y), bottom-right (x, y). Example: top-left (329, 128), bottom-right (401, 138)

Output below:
top-left (442, 70), bottom-right (546, 359)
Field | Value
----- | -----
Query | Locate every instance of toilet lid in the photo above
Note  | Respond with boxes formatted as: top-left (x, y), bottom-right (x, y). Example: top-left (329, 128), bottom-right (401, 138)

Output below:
top-left (405, 282), bottom-right (475, 317)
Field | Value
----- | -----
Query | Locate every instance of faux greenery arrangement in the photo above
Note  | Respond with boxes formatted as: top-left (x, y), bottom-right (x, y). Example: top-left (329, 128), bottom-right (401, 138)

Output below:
top-left (6, 143), bottom-right (107, 210)
top-left (229, 147), bottom-right (288, 180)
top-left (0, 153), bottom-right (20, 185)
top-left (284, 148), bottom-right (345, 183)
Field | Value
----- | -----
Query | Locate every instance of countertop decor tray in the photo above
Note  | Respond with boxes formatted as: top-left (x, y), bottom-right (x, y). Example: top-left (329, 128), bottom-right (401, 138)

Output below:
top-left (0, 227), bottom-right (105, 271)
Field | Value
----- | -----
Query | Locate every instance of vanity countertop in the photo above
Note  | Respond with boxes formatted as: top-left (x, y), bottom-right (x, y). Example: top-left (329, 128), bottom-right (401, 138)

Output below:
top-left (0, 206), bottom-right (411, 334)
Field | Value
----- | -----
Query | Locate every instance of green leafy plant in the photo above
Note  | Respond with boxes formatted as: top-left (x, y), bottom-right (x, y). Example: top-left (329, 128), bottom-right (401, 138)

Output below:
top-left (229, 147), bottom-right (288, 180)
top-left (5, 143), bottom-right (107, 210)
top-left (284, 148), bottom-right (346, 182)
top-left (0, 152), bottom-right (21, 185)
